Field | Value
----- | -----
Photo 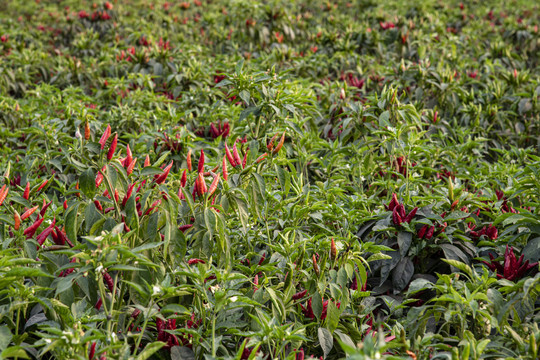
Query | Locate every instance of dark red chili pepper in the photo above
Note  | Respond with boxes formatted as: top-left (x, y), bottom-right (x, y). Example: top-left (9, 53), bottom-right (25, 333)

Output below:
top-left (40, 200), bottom-right (52, 217)
top-left (36, 218), bottom-right (56, 248)
top-left (24, 217), bottom-right (43, 239)
top-left (179, 224), bottom-right (193, 232)
top-left (417, 225), bottom-right (428, 239)
top-left (23, 182), bottom-right (30, 200)
top-left (103, 271), bottom-right (115, 292)
top-left (188, 258), bottom-right (205, 265)
top-left (99, 124), bottom-right (111, 150)
top-left (198, 149), bottom-right (205, 173)
top-left (154, 162), bottom-right (173, 184)
top-left (403, 207), bottom-right (418, 223)
top-left (122, 183), bottom-right (136, 208)
top-left (292, 289), bottom-right (307, 300)
top-left (242, 149), bottom-right (249, 169)
top-left (425, 226), bottom-right (435, 239)
top-left (107, 133), bottom-right (118, 161)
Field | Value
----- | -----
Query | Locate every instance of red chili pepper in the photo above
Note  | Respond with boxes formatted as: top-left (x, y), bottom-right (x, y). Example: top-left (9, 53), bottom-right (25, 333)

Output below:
top-left (425, 226), bottom-right (435, 239)
top-left (267, 133), bottom-right (278, 152)
top-left (23, 182), bottom-right (30, 200)
top-left (208, 173), bottom-right (221, 196)
top-left (392, 208), bottom-right (403, 226)
top-left (197, 172), bottom-right (207, 196)
top-left (188, 258), bottom-right (205, 265)
top-left (225, 144), bottom-right (237, 167)
top-left (232, 143), bottom-right (242, 167)
top-left (403, 207), bottom-right (418, 223)
top-left (292, 289), bottom-right (307, 300)
top-left (312, 254), bottom-right (320, 276)
top-left (36, 179), bottom-right (48, 193)
top-left (40, 200), bottom-right (52, 217)
top-left (144, 200), bottom-right (161, 216)
top-left (114, 189), bottom-right (120, 203)
top-left (187, 149), bottom-right (192, 171)
top-left (21, 205), bottom-right (39, 220)
top-left (36, 218), bottom-right (56, 248)
top-left (107, 133), bottom-right (118, 161)
top-left (180, 169), bottom-right (187, 187)
top-left (99, 124), bottom-right (111, 150)
top-left (55, 225), bottom-right (73, 247)
top-left (0, 185), bottom-right (8, 206)
top-left (14, 211), bottom-right (21, 231)
top-left (84, 121), bottom-right (91, 141)
top-left (24, 217), bottom-right (44, 239)
top-left (154, 161), bottom-right (173, 184)
top-left (198, 149), bottom-right (205, 173)
top-left (255, 153), bottom-right (268, 164)
top-left (94, 200), bottom-right (103, 212)
top-left (222, 156), bottom-right (228, 181)
top-left (89, 342), bottom-right (96, 360)
top-left (330, 238), bottom-right (337, 260)
top-left (144, 154), bottom-right (151, 167)
top-left (242, 149), bottom-right (249, 169)
top-left (253, 274), bottom-right (259, 291)
top-left (122, 183), bottom-right (136, 208)
top-left (124, 144), bottom-right (133, 168)
top-left (95, 165), bottom-right (106, 188)
top-left (272, 132), bottom-right (286, 155)
top-left (103, 271), bottom-right (115, 292)
top-left (203, 164), bottom-right (220, 177)
top-left (126, 157), bottom-right (137, 175)
top-left (179, 224), bottom-right (193, 232)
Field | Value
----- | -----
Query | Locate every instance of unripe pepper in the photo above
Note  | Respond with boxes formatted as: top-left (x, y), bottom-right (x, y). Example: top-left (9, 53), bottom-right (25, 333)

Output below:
top-left (0, 185), bottom-right (8, 206)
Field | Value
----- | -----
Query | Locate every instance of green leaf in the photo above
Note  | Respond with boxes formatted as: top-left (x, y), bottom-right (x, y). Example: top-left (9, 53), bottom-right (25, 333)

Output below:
top-left (136, 341), bottom-right (165, 360)
top-left (0, 326), bottom-right (12, 352)
top-left (397, 231), bottom-right (412, 257)
top-left (64, 203), bottom-right (80, 243)
top-left (79, 168), bottom-right (95, 198)
top-left (312, 291), bottom-right (323, 320)
top-left (318, 327), bottom-right (333, 359)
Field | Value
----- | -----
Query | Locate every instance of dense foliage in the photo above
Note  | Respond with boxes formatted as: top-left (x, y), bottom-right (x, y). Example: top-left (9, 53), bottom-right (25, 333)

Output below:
top-left (0, 0), bottom-right (539, 359)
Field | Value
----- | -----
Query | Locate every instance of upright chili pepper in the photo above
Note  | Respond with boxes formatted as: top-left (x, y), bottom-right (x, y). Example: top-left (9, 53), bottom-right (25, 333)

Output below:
top-left (14, 211), bottom-right (21, 230)
top-left (107, 133), bottom-right (118, 161)
top-left (126, 157), bottom-right (137, 175)
top-left (312, 254), bottom-right (320, 276)
top-left (330, 238), bottom-right (337, 260)
top-left (187, 149), bottom-right (192, 171)
top-left (99, 124), bottom-right (111, 150)
top-left (36, 179), bottom-right (48, 193)
top-left (222, 156), bottom-right (229, 181)
top-left (122, 183), bottom-right (136, 208)
top-left (123, 144), bottom-right (133, 167)
top-left (267, 133), bottom-right (278, 152)
top-left (40, 200), bottom-right (52, 217)
top-left (0, 185), bottom-right (8, 206)
top-left (154, 161), bottom-right (173, 184)
top-left (242, 150), bottom-right (249, 169)
top-left (208, 173), bottom-right (221, 196)
top-left (23, 182), bottom-right (30, 200)
top-left (84, 121), bottom-right (91, 140)
top-left (197, 172), bottom-right (207, 196)
top-left (272, 132), bottom-right (286, 155)
top-left (144, 154), bottom-right (151, 167)
top-left (198, 149), bottom-right (205, 173)
top-left (180, 169), bottom-right (187, 187)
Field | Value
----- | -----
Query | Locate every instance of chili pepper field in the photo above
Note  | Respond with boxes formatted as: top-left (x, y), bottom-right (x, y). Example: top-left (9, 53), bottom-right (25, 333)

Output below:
top-left (0, 0), bottom-right (539, 359)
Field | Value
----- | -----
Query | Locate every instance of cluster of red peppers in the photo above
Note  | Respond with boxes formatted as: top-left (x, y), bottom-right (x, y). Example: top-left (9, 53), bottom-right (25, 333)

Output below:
top-left (481, 245), bottom-right (538, 281)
